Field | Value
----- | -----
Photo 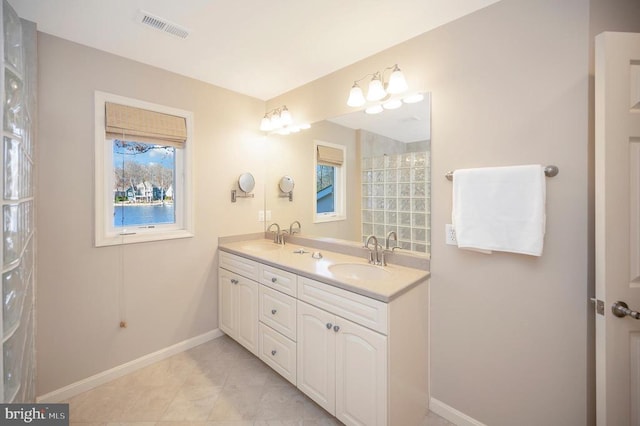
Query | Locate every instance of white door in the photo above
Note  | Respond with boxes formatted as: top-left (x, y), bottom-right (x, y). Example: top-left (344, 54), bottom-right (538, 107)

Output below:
top-left (595, 31), bottom-right (640, 425)
top-left (335, 318), bottom-right (387, 426)
top-left (235, 278), bottom-right (258, 355)
top-left (297, 301), bottom-right (336, 414)
top-left (218, 270), bottom-right (236, 337)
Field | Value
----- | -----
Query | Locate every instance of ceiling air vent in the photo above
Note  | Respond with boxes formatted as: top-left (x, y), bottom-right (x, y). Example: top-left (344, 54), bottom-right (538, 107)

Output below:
top-left (137, 10), bottom-right (190, 39)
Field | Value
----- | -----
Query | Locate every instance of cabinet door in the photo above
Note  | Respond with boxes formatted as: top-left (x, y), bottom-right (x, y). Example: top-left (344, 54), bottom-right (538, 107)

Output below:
top-left (218, 269), bottom-right (236, 337)
top-left (297, 301), bottom-right (336, 415)
top-left (335, 319), bottom-right (388, 426)
top-left (235, 277), bottom-right (258, 355)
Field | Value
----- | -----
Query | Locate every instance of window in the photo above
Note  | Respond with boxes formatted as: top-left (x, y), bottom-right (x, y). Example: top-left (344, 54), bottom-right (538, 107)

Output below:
top-left (94, 92), bottom-right (193, 246)
top-left (314, 140), bottom-right (346, 223)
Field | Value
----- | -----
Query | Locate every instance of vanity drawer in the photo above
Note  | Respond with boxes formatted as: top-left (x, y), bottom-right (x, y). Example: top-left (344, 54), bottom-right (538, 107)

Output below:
top-left (219, 251), bottom-right (260, 281)
top-left (258, 323), bottom-right (296, 385)
top-left (259, 285), bottom-right (296, 341)
top-left (260, 264), bottom-right (297, 297)
top-left (297, 276), bottom-right (388, 335)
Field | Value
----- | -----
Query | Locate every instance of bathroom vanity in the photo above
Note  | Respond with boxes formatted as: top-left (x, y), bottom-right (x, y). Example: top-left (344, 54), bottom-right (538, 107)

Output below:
top-left (218, 237), bottom-right (429, 426)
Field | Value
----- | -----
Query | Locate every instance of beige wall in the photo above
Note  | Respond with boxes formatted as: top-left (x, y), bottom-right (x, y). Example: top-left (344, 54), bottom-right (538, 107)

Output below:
top-left (269, 0), bottom-right (594, 424)
top-left (36, 34), bottom-right (266, 395)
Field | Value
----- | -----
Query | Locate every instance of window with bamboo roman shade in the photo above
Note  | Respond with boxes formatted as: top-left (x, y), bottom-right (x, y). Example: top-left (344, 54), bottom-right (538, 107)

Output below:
top-left (95, 91), bottom-right (194, 247)
top-left (317, 144), bottom-right (344, 166)
top-left (105, 102), bottom-right (187, 148)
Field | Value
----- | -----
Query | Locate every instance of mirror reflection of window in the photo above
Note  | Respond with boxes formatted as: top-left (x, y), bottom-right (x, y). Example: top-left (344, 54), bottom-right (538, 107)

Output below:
top-left (314, 141), bottom-right (346, 222)
top-left (316, 165), bottom-right (335, 214)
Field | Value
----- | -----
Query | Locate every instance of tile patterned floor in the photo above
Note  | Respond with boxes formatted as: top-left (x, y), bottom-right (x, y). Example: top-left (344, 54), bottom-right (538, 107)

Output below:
top-left (64, 335), bottom-right (454, 425)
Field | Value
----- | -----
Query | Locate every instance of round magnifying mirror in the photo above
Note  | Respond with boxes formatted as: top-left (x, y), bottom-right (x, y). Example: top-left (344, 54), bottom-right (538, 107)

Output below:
top-left (238, 172), bottom-right (255, 193)
top-left (279, 176), bottom-right (295, 193)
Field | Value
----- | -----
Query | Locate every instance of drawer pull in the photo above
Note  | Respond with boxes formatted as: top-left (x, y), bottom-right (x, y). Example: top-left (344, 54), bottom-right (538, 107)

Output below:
top-left (326, 323), bottom-right (332, 330)
top-left (333, 325), bottom-right (340, 332)
top-left (271, 277), bottom-right (278, 283)
top-left (271, 309), bottom-right (277, 315)
top-left (271, 350), bottom-right (277, 356)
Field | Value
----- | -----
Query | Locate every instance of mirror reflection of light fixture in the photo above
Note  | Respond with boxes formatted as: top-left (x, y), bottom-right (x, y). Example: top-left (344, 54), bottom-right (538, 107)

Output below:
top-left (346, 64), bottom-right (408, 108)
top-left (365, 104), bottom-right (384, 115)
top-left (402, 92), bottom-right (425, 104)
top-left (259, 105), bottom-right (310, 134)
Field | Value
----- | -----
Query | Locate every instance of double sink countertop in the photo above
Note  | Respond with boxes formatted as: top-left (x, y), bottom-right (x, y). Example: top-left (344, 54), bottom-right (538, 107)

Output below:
top-left (219, 238), bottom-right (429, 302)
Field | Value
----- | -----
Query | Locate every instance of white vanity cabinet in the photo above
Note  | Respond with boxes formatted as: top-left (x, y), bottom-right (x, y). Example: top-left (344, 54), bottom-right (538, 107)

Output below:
top-left (218, 253), bottom-right (259, 355)
top-left (218, 248), bottom-right (428, 426)
top-left (297, 280), bottom-right (388, 426)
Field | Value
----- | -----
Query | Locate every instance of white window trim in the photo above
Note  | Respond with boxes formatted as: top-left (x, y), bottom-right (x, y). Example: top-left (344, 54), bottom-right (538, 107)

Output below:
top-left (313, 140), bottom-right (346, 223)
top-left (94, 91), bottom-right (194, 247)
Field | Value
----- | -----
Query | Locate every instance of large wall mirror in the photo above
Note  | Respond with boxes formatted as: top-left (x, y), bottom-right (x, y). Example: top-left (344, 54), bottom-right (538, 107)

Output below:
top-left (265, 93), bottom-right (430, 256)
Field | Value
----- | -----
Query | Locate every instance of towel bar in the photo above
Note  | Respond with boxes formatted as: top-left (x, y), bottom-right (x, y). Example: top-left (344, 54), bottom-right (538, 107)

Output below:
top-left (445, 165), bottom-right (558, 181)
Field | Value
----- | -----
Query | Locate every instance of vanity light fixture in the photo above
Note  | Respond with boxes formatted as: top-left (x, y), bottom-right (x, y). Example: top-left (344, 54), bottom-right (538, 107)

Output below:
top-left (259, 105), bottom-right (310, 135)
top-left (347, 64), bottom-right (408, 108)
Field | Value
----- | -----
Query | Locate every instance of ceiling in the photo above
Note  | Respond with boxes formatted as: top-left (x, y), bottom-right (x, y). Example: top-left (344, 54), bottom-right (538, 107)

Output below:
top-left (10, 0), bottom-right (502, 101)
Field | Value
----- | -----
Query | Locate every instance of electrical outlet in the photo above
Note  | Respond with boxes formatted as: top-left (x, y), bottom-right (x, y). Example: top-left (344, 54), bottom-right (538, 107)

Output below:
top-left (445, 224), bottom-right (458, 245)
top-left (258, 210), bottom-right (265, 222)
top-left (266, 210), bottom-right (272, 221)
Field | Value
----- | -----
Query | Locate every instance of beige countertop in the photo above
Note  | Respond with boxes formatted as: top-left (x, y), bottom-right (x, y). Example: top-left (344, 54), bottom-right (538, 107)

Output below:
top-left (219, 238), bottom-right (429, 302)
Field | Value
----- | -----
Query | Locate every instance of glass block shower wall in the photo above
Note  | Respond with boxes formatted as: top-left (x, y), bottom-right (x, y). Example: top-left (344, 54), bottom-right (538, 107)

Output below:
top-left (362, 151), bottom-right (430, 254)
top-left (1, 0), bottom-right (36, 403)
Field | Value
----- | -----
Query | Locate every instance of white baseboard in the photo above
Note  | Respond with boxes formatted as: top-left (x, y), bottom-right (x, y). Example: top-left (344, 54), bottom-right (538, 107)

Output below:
top-left (37, 329), bottom-right (224, 403)
top-left (430, 397), bottom-right (487, 426)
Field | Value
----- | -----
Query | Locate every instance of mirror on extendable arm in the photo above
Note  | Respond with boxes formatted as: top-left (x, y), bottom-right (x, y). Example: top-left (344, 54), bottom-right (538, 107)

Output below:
top-left (231, 172), bottom-right (256, 202)
top-left (279, 175), bottom-right (295, 201)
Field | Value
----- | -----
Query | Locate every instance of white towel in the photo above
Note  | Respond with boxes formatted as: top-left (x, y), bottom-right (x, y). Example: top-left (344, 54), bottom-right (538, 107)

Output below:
top-left (452, 165), bottom-right (546, 256)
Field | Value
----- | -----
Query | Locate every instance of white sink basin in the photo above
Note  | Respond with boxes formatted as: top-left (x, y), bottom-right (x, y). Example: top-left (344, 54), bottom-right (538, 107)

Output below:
top-left (329, 263), bottom-right (391, 281)
top-left (239, 241), bottom-right (282, 252)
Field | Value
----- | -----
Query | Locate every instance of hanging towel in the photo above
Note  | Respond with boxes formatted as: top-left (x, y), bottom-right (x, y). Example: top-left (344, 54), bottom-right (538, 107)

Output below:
top-left (452, 165), bottom-right (546, 256)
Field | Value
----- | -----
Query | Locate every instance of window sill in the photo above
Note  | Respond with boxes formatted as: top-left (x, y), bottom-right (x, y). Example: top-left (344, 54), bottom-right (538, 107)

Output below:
top-left (313, 215), bottom-right (346, 224)
top-left (95, 228), bottom-right (194, 247)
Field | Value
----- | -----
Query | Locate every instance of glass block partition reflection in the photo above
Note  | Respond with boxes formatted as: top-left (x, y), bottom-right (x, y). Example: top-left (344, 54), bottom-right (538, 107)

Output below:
top-left (362, 151), bottom-right (430, 254)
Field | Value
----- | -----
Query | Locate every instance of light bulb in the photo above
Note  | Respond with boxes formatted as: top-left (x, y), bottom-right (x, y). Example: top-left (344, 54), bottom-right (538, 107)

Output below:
top-left (365, 104), bottom-right (384, 114)
top-left (260, 115), bottom-right (272, 131)
top-left (299, 123), bottom-right (311, 129)
top-left (366, 74), bottom-right (386, 102)
top-left (270, 112), bottom-right (282, 129)
top-left (387, 65), bottom-right (408, 94)
top-left (382, 99), bottom-right (402, 110)
top-left (280, 106), bottom-right (293, 126)
top-left (347, 83), bottom-right (366, 107)
top-left (402, 93), bottom-right (425, 104)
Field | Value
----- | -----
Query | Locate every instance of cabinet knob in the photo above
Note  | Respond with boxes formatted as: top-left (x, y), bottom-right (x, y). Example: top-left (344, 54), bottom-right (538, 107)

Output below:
top-left (271, 309), bottom-right (277, 315)
top-left (230, 278), bottom-right (238, 284)
top-left (333, 325), bottom-right (340, 332)
top-left (271, 350), bottom-right (277, 356)
top-left (271, 277), bottom-right (277, 283)
top-left (326, 323), bottom-right (332, 329)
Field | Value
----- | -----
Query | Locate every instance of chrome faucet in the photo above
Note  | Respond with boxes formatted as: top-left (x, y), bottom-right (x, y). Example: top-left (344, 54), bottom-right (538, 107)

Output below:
top-left (267, 223), bottom-right (282, 244)
top-left (365, 235), bottom-right (380, 265)
top-left (289, 220), bottom-right (301, 235)
top-left (385, 231), bottom-right (398, 250)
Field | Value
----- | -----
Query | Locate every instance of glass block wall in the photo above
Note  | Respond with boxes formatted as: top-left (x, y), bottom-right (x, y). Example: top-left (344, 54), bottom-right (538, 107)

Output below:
top-left (362, 150), bottom-right (430, 254)
top-left (1, 0), bottom-right (36, 403)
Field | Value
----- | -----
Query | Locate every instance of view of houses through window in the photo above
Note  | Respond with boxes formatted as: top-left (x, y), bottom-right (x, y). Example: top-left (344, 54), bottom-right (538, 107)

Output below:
top-left (112, 140), bottom-right (176, 227)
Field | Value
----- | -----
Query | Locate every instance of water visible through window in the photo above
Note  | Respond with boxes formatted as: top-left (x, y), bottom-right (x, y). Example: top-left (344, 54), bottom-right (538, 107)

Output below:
top-left (112, 140), bottom-right (176, 227)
